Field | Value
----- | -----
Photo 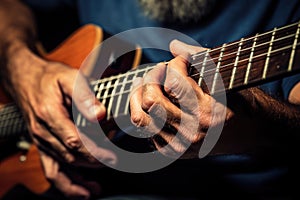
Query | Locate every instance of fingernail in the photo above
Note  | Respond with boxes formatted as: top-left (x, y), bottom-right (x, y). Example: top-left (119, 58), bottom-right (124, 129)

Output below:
top-left (89, 104), bottom-right (106, 120)
top-left (65, 153), bottom-right (75, 163)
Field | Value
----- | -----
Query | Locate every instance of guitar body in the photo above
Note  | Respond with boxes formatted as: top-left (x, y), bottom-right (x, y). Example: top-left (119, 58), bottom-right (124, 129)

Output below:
top-left (0, 24), bottom-right (141, 198)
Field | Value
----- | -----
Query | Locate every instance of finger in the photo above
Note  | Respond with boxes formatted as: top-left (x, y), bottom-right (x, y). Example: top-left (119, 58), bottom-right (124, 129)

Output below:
top-left (163, 58), bottom-right (201, 113)
top-left (167, 56), bottom-right (223, 129)
top-left (130, 77), bottom-right (151, 127)
top-left (78, 133), bottom-right (117, 167)
top-left (152, 132), bottom-right (188, 157)
top-left (39, 152), bottom-right (90, 200)
top-left (141, 63), bottom-right (167, 111)
top-left (29, 118), bottom-right (75, 162)
top-left (142, 62), bottom-right (167, 86)
top-left (61, 70), bottom-right (106, 122)
top-left (141, 62), bottom-right (193, 134)
top-left (169, 39), bottom-right (206, 58)
top-left (149, 103), bottom-right (203, 144)
top-left (38, 105), bottom-right (97, 163)
top-left (130, 77), bottom-right (166, 138)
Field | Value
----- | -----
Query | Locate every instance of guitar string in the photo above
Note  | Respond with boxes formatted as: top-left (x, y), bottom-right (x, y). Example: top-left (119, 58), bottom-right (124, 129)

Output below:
top-left (93, 42), bottom-right (299, 105)
top-left (190, 42), bottom-right (300, 78)
top-left (190, 33), bottom-right (296, 68)
top-left (192, 21), bottom-right (299, 58)
top-left (91, 39), bottom-right (299, 100)
top-left (90, 24), bottom-right (299, 86)
top-left (0, 104), bottom-right (26, 137)
top-left (90, 30), bottom-right (298, 92)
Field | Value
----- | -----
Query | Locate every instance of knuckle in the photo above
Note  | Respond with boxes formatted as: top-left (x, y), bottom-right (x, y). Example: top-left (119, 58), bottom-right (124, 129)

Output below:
top-left (65, 135), bottom-right (83, 150)
top-left (167, 141), bottom-right (186, 155)
top-left (189, 132), bottom-right (204, 143)
top-left (142, 94), bottom-right (158, 110)
top-left (199, 116), bottom-right (212, 130)
top-left (29, 121), bottom-right (42, 134)
top-left (45, 172), bottom-right (55, 181)
top-left (44, 168), bottom-right (58, 181)
top-left (131, 112), bottom-right (146, 127)
top-left (35, 103), bottom-right (52, 119)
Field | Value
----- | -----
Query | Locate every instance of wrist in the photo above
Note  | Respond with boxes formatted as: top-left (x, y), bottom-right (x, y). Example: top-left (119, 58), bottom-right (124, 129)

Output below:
top-left (0, 39), bottom-right (44, 92)
top-left (3, 38), bottom-right (34, 60)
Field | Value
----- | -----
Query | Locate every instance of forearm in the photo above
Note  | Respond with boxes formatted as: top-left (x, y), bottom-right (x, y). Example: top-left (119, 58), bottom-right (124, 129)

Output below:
top-left (0, 0), bottom-right (38, 94)
top-left (0, 0), bottom-right (36, 51)
top-left (240, 87), bottom-right (300, 135)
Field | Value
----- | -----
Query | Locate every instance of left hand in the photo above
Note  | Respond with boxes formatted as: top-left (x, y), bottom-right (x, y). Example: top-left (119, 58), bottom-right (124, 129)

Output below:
top-left (129, 40), bottom-right (233, 158)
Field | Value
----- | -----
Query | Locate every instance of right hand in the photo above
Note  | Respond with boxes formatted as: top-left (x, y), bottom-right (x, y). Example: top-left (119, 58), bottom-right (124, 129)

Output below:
top-left (2, 45), bottom-right (117, 199)
top-left (3, 44), bottom-right (116, 165)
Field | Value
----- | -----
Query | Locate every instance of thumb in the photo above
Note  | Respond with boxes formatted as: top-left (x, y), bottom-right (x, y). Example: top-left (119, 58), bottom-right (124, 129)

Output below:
top-left (169, 39), bottom-right (206, 58)
top-left (72, 72), bottom-right (106, 122)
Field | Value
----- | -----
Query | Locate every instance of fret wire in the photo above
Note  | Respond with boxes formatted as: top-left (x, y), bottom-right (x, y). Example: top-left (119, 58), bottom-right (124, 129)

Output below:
top-left (101, 77), bottom-right (113, 106)
top-left (198, 51), bottom-right (209, 86)
top-left (190, 42), bottom-right (300, 80)
top-left (191, 33), bottom-right (296, 69)
top-left (124, 69), bottom-right (139, 115)
top-left (262, 28), bottom-right (277, 79)
top-left (114, 72), bottom-right (129, 118)
top-left (95, 81), bottom-right (105, 99)
top-left (244, 34), bottom-right (258, 84)
top-left (91, 31), bottom-right (297, 99)
top-left (106, 75), bottom-right (120, 119)
top-left (92, 41), bottom-right (300, 107)
top-left (94, 65), bottom-right (156, 106)
top-left (89, 23), bottom-right (300, 105)
top-left (97, 43), bottom-right (299, 103)
top-left (288, 22), bottom-right (300, 71)
top-left (90, 66), bottom-right (156, 101)
top-left (192, 21), bottom-right (299, 59)
top-left (190, 40), bottom-right (299, 78)
top-left (81, 117), bottom-right (86, 127)
top-left (90, 65), bottom-right (155, 86)
top-left (101, 78), bottom-right (140, 99)
top-left (229, 38), bottom-right (244, 89)
top-left (97, 66), bottom-right (166, 109)
top-left (75, 113), bottom-right (82, 126)
top-left (211, 43), bottom-right (226, 94)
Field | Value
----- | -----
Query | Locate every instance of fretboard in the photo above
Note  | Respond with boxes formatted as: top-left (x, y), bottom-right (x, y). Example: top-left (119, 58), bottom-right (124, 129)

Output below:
top-left (189, 21), bottom-right (300, 95)
top-left (2, 21), bottom-right (300, 138)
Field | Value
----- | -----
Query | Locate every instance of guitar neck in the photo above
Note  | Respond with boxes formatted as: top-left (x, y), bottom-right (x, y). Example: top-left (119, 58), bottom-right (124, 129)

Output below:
top-left (189, 21), bottom-right (300, 95)
top-left (0, 104), bottom-right (27, 139)
top-left (1, 21), bottom-right (300, 137)
top-left (86, 21), bottom-right (300, 121)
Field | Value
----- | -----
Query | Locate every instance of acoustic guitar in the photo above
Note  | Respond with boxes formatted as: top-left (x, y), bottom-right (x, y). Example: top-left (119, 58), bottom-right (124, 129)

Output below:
top-left (0, 21), bottom-right (300, 198)
top-left (0, 24), bottom-right (141, 199)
